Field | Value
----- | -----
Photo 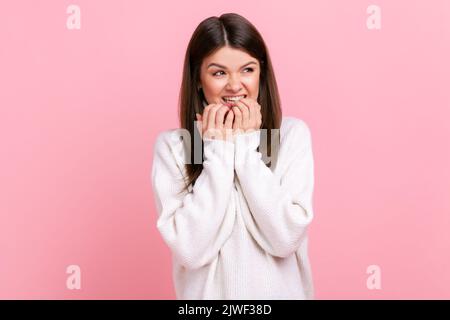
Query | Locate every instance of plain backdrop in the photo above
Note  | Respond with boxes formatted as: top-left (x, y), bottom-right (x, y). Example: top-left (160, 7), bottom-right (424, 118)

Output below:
top-left (0, 0), bottom-right (449, 299)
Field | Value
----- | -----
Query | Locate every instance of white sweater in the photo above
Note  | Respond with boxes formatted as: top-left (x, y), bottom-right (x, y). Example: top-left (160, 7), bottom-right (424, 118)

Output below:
top-left (151, 116), bottom-right (315, 300)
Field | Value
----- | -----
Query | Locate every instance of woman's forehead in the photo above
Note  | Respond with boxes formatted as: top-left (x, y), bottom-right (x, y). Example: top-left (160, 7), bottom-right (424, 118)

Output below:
top-left (202, 47), bottom-right (258, 68)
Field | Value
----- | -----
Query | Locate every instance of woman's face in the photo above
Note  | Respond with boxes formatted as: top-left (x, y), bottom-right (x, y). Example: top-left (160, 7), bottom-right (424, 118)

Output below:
top-left (199, 46), bottom-right (260, 106)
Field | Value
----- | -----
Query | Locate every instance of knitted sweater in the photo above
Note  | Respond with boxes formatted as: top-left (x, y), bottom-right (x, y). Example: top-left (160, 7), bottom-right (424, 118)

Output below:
top-left (151, 116), bottom-right (315, 299)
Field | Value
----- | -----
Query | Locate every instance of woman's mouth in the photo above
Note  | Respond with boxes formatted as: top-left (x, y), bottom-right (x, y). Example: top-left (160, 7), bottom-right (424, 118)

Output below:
top-left (222, 95), bottom-right (246, 105)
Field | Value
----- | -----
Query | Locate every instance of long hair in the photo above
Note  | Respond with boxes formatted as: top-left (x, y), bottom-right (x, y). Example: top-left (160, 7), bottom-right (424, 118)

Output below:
top-left (178, 13), bottom-right (282, 194)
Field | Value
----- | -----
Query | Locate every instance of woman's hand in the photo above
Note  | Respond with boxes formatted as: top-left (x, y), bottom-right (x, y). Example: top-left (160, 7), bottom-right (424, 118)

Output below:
top-left (196, 104), bottom-right (234, 142)
top-left (231, 98), bottom-right (262, 135)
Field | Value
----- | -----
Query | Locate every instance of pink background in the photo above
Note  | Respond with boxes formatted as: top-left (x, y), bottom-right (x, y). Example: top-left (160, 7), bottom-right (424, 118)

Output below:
top-left (1, 0), bottom-right (449, 299)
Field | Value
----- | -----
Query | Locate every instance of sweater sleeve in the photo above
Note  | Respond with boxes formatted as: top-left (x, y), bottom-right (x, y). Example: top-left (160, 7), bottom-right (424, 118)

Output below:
top-left (233, 120), bottom-right (315, 258)
top-left (151, 130), bottom-right (236, 269)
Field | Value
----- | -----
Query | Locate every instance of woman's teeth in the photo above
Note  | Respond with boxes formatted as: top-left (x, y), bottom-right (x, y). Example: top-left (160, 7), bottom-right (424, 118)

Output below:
top-left (222, 95), bottom-right (246, 103)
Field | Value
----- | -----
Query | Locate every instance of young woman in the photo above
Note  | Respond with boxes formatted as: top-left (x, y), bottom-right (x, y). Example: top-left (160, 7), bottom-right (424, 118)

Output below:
top-left (151, 13), bottom-right (315, 300)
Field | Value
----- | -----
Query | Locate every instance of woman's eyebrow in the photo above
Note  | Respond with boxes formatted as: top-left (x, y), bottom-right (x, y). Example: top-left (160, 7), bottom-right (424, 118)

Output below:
top-left (207, 61), bottom-right (257, 69)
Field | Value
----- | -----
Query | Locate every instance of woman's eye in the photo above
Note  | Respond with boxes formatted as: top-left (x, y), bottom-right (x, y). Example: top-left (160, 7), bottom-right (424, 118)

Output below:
top-left (213, 68), bottom-right (254, 77)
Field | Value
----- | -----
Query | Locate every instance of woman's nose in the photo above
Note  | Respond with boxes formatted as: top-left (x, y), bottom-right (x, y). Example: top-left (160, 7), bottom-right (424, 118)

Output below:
top-left (226, 75), bottom-right (242, 91)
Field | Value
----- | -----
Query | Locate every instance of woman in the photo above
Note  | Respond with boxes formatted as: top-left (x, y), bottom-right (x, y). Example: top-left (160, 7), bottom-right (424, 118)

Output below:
top-left (151, 13), bottom-right (315, 299)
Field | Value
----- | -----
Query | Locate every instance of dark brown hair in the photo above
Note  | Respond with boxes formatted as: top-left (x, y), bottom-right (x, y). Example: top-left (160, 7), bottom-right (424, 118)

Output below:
top-left (178, 13), bottom-right (282, 193)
